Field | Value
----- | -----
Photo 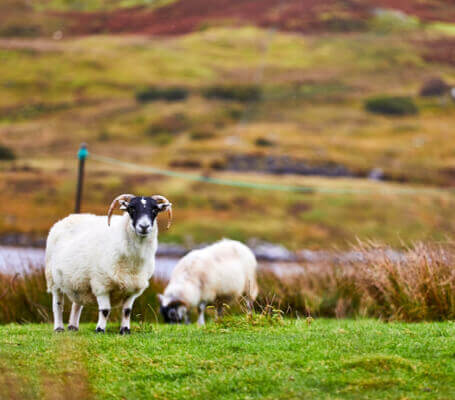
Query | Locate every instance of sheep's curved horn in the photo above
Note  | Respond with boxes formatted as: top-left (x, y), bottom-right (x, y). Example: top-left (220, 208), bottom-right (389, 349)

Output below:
top-left (107, 194), bottom-right (135, 226)
top-left (152, 195), bottom-right (173, 230)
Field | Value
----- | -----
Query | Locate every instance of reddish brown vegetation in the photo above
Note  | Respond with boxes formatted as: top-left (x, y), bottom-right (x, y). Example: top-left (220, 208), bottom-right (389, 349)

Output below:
top-left (60, 0), bottom-right (455, 36)
top-left (374, 0), bottom-right (455, 21)
top-left (421, 38), bottom-right (455, 67)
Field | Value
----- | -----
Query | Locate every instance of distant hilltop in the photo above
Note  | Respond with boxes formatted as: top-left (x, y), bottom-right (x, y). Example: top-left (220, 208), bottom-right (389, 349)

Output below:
top-left (61, 0), bottom-right (455, 36)
top-left (4, 0), bottom-right (455, 38)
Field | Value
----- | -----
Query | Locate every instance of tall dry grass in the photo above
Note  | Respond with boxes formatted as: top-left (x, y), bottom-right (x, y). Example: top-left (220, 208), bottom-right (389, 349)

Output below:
top-left (0, 269), bottom-right (166, 324)
top-left (351, 242), bottom-right (455, 321)
top-left (258, 242), bottom-right (455, 321)
top-left (1, 242), bottom-right (455, 324)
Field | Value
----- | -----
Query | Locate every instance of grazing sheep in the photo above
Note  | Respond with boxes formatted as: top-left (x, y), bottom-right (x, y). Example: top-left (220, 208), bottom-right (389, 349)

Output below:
top-left (159, 239), bottom-right (258, 325)
top-left (45, 194), bottom-right (172, 334)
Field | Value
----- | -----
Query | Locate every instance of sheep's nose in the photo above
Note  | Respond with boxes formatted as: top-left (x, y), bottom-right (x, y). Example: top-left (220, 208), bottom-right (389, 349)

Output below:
top-left (138, 223), bottom-right (150, 233)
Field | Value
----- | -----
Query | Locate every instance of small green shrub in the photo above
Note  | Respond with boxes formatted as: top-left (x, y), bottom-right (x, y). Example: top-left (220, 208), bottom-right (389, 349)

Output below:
top-left (255, 137), bottom-right (275, 147)
top-left (97, 130), bottom-right (111, 142)
top-left (225, 105), bottom-right (244, 120)
top-left (323, 18), bottom-right (367, 33)
top-left (210, 159), bottom-right (227, 170)
top-left (203, 85), bottom-right (262, 102)
top-left (420, 78), bottom-right (450, 97)
top-left (169, 159), bottom-right (202, 169)
top-left (364, 96), bottom-right (418, 116)
top-left (0, 23), bottom-right (40, 37)
top-left (0, 144), bottom-right (16, 160)
top-left (147, 113), bottom-right (189, 135)
top-left (190, 129), bottom-right (215, 140)
top-left (369, 10), bottom-right (420, 34)
top-left (0, 102), bottom-right (70, 122)
top-left (151, 133), bottom-right (174, 146)
top-left (136, 86), bottom-right (189, 103)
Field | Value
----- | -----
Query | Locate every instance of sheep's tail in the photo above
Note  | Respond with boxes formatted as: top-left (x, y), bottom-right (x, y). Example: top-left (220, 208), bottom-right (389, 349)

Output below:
top-left (44, 227), bottom-right (57, 293)
top-left (44, 250), bottom-right (55, 293)
top-left (242, 243), bottom-right (259, 301)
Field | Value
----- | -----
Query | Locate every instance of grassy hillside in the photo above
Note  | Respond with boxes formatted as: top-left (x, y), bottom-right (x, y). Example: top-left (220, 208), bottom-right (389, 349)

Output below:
top-left (1, 319), bottom-right (455, 399)
top-left (21, 0), bottom-right (455, 36)
top-left (0, 3), bottom-right (455, 248)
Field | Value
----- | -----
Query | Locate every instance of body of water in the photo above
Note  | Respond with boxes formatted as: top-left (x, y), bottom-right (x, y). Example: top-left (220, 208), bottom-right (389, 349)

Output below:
top-left (0, 246), bottom-right (304, 280)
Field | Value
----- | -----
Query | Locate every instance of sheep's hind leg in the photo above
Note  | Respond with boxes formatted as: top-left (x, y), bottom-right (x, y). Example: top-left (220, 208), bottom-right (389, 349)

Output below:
top-left (68, 303), bottom-right (83, 331)
top-left (120, 292), bottom-right (142, 335)
top-left (52, 290), bottom-right (65, 332)
top-left (216, 302), bottom-right (224, 320)
top-left (197, 302), bottom-right (206, 326)
top-left (95, 294), bottom-right (111, 333)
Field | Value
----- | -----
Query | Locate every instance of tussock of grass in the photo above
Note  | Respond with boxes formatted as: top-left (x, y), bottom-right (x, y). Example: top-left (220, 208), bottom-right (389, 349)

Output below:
top-left (135, 86), bottom-right (189, 103)
top-left (365, 96), bottom-right (419, 116)
top-left (202, 85), bottom-right (262, 102)
top-left (0, 144), bottom-right (15, 160)
top-left (342, 354), bottom-right (417, 372)
top-left (351, 242), bottom-right (455, 321)
top-left (259, 242), bottom-right (455, 322)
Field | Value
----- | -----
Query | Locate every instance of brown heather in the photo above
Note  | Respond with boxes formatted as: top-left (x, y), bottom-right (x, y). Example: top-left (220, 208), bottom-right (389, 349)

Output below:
top-left (351, 242), bottom-right (455, 321)
top-left (259, 242), bottom-right (455, 321)
top-left (1, 242), bottom-right (455, 324)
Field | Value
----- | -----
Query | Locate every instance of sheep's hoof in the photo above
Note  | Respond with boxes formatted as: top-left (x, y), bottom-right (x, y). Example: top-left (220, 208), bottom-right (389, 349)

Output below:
top-left (68, 325), bottom-right (78, 332)
top-left (119, 327), bottom-right (131, 335)
top-left (95, 327), bottom-right (105, 333)
top-left (54, 327), bottom-right (64, 333)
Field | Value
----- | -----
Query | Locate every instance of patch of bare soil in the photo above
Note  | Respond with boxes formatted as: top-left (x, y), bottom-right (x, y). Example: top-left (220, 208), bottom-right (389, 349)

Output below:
top-left (0, 365), bottom-right (34, 400)
top-left (0, 38), bottom-right (66, 52)
top-left (42, 370), bottom-right (93, 400)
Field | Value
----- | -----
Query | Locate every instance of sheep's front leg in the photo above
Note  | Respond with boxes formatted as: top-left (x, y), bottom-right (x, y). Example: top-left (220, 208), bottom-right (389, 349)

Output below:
top-left (95, 294), bottom-right (111, 333)
top-left (120, 292), bottom-right (142, 335)
top-left (197, 301), bottom-right (206, 326)
top-left (52, 289), bottom-right (65, 332)
top-left (246, 298), bottom-right (254, 314)
top-left (68, 303), bottom-right (83, 331)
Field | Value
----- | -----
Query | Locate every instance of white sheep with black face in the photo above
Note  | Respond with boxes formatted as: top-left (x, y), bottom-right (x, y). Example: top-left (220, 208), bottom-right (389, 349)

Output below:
top-left (45, 193), bottom-right (172, 334)
top-left (158, 239), bottom-right (258, 325)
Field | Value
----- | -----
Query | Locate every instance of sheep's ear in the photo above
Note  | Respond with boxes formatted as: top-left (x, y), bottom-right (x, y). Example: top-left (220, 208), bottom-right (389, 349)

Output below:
top-left (156, 202), bottom-right (171, 212)
top-left (119, 200), bottom-right (129, 210)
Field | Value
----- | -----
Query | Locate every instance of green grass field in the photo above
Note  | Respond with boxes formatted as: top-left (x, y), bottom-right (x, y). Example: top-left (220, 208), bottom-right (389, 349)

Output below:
top-left (1, 318), bottom-right (455, 399)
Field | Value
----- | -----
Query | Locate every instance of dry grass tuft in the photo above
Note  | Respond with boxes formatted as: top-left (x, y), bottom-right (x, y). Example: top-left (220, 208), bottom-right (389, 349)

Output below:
top-left (351, 242), bottom-right (455, 321)
top-left (2, 242), bottom-right (455, 324)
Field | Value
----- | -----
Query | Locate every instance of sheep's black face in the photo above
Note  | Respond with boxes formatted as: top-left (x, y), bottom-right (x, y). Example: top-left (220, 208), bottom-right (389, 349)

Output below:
top-left (124, 197), bottom-right (167, 237)
top-left (160, 302), bottom-right (188, 324)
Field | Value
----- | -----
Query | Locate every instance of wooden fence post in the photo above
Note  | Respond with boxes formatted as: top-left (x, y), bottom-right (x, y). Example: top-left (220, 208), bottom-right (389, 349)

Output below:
top-left (74, 143), bottom-right (88, 213)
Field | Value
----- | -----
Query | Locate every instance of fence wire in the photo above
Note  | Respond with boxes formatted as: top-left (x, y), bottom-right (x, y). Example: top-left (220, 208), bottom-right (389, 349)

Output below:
top-left (89, 153), bottom-right (454, 197)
